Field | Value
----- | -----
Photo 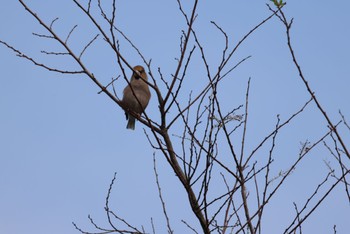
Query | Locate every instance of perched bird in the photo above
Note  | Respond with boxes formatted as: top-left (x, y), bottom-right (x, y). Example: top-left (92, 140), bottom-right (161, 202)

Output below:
top-left (122, 65), bottom-right (151, 130)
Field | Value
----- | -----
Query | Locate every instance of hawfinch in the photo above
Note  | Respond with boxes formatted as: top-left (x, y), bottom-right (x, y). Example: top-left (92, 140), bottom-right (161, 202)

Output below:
top-left (122, 65), bottom-right (151, 130)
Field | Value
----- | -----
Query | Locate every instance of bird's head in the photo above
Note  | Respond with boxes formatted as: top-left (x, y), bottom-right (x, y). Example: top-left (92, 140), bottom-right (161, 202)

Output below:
top-left (132, 65), bottom-right (147, 81)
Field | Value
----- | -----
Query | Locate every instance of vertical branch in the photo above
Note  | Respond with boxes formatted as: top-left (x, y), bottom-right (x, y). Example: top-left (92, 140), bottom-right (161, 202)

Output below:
top-left (238, 78), bottom-right (255, 234)
top-left (153, 155), bottom-right (173, 234)
top-left (163, 0), bottom-right (198, 108)
top-left (161, 130), bottom-right (210, 234)
top-left (240, 77), bottom-right (251, 166)
top-left (255, 115), bottom-right (280, 233)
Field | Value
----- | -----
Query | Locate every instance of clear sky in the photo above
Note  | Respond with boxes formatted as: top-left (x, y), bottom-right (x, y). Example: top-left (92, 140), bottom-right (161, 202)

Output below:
top-left (1, 1), bottom-right (350, 234)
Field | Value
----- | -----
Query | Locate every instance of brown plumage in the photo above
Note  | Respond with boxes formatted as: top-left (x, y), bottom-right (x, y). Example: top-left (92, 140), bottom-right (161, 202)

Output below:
top-left (122, 65), bottom-right (151, 130)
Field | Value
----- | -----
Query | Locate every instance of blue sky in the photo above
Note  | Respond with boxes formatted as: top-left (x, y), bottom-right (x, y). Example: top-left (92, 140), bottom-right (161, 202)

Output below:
top-left (1, 1), bottom-right (350, 233)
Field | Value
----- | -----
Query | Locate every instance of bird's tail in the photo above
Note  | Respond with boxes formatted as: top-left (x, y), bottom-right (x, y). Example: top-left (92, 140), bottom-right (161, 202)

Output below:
top-left (126, 116), bottom-right (136, 130)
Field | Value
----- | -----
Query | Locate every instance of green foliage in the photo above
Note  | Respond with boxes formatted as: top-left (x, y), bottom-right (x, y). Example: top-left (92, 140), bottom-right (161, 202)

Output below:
top-left (270, 0), bottom-right (285, 7)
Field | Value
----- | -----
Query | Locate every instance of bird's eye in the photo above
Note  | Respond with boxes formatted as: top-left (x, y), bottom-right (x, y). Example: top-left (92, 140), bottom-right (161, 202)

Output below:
top-left (139, 70), bottom-right (144, 74)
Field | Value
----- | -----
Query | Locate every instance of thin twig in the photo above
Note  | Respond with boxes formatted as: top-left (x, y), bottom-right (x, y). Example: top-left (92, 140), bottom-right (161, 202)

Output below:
top-left (65, 24), bottom-right (78, 44)
top-left (0, 40), bottom-right (84, 74)
top-left (79, 34), bottom-right (100, 59)
top-left (153, 154), bottom-right (173, 234)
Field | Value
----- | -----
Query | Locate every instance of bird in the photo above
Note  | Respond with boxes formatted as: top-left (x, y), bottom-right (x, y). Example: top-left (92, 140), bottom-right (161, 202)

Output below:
top-left (122, 65), bottom-right (151, 130)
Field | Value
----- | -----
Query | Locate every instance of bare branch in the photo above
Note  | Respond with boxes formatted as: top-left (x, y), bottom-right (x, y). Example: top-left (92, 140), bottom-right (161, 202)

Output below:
top-left (79, 34), bottom-right (100, 59)
top-left (65, 24), bottom-right (78, 44)
top-left (32, 32), bottom-right (54, 39)
top-left (0, 40), bottom-right (84, 74)
top-left (153, 155), bottom-right (173, 234)
top-left (49, 17), bottom-right (59, 29)
top-left (270, 5), bottom-right (350, 160)
top-left (163, 0), bottom-right (199, 110)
